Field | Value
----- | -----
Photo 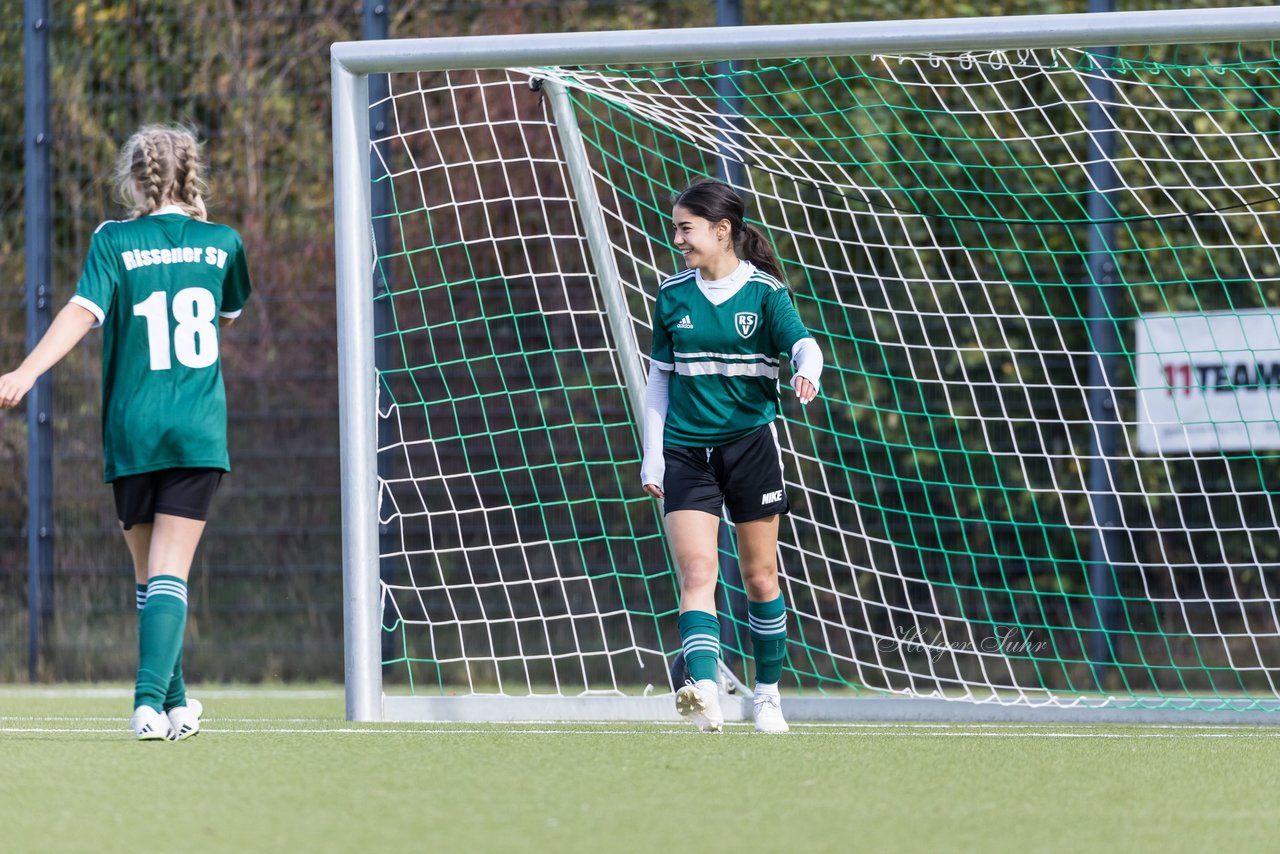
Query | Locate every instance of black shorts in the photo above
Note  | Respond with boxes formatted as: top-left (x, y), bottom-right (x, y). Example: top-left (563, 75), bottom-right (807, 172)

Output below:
top-left (112, 468), bottom-right (224, 531)
top-left (662, 424), bottom-right (788, 522)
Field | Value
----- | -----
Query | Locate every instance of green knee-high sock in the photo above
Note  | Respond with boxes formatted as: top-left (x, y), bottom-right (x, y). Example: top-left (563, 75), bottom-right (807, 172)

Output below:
top-left (137, 582), bottom-right (186, 712)
top-left (678, 610), bottom-right (721, 683)
top-left (748, 595), bottom-right (788, 686)
top-left (134, 576), bottom-right (188, 713)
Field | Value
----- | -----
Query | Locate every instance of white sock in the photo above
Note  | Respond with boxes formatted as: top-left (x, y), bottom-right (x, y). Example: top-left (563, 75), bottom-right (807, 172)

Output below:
top-left (755, 681), bottom-right (780, 698)
top-left (695, 678), bottom-right (718, 695)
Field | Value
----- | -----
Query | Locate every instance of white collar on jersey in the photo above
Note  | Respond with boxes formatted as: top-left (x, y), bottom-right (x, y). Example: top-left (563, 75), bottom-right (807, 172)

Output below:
top-left (149, 204), bottom-right (188, 217)
top-left (695, 259), bottom-right (754, 306)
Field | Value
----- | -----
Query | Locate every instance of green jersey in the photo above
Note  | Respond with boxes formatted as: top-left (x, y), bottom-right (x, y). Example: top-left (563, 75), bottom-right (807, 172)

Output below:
top-left (71, 211), bottom-right (252, 481)
top-left (649, 261), bottom-right (810, 448)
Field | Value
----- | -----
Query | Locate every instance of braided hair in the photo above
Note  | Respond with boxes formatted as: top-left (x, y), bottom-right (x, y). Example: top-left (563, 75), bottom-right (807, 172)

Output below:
top-left (113, 125), bottom-right (208, 221)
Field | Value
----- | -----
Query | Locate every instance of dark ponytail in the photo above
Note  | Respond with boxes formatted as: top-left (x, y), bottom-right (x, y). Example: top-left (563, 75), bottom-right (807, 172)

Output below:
top-left (674, 179), bottom-right (786, 282)
top-left (739, 223), bottom-right (784, 281)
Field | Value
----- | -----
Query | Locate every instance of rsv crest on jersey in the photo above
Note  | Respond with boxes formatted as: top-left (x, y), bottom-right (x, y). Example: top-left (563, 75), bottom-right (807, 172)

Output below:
top-left (735, 312), bottom-right (758, 339)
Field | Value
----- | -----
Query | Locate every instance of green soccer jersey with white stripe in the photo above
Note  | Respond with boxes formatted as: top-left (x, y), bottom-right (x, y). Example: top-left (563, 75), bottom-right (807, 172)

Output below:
top-left (649, 261), bottom-right (810, 448)
top-left (71, 211), bottom-right (252, 482)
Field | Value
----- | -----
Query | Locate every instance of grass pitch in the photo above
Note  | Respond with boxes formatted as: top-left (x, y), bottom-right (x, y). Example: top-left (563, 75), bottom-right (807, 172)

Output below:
top-left (3, 686), bottom-right (1279, 853)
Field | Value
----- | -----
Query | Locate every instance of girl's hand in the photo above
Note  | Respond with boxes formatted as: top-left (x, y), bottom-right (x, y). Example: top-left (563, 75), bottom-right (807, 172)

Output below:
top-left (0, 370), bottom-right (35, 409)
top-left (643, 483), bottom-right (664, 499)
top-left (792, 375), bottom-right (817, 405)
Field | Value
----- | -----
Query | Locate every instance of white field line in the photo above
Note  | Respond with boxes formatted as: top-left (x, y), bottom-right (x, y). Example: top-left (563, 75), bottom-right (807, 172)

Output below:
top-left (0, 687), bottom-right (342, 700)
top-left (5, 724), bottom-right (1280, 738)
top-left (1, 716), bottom-right (1278, 732)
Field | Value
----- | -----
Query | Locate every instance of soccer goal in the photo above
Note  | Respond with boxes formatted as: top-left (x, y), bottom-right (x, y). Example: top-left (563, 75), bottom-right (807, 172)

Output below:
top-left (332, 7), bottom-right (1280, 723)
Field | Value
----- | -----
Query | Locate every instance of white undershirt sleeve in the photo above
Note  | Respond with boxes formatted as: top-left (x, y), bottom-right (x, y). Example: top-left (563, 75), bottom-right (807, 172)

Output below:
top-left (790, 337), bottom-right (823, 394)
top-left (641, 362), bottom-right (670, 488)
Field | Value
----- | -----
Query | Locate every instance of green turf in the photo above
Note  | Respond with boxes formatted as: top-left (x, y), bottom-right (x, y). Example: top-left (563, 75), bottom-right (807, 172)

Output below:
top-left (2, 686), bottom-right (1279, 853)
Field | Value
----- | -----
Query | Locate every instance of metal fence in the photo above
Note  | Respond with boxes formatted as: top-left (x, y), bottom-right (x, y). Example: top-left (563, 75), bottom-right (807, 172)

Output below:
top-left (2, 2), bottom-right (373, 681)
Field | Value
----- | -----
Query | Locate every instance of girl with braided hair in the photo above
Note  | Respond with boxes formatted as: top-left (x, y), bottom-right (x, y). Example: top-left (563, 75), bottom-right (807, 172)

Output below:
top-left (0, 125), bottom-right (252, 741)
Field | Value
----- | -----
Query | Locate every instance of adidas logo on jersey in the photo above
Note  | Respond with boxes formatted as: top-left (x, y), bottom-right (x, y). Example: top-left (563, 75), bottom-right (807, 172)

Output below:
top-left (676, 315), bottom-right (693, 329)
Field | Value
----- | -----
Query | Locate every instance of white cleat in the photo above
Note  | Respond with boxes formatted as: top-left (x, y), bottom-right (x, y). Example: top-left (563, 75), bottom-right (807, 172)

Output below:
top-left (167, 698), bottom-right (203, 741)
top-left (753, 692), bottom-right (790, 734)
top-left (675, 679), bottom-right (724, 733)
top-left (131, 705), bottom-right (174, 742)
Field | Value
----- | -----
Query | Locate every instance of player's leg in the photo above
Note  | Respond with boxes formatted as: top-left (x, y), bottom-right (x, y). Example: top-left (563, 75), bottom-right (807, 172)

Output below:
top-left (668, 508), bottom-right (722, 674)
top-left (723, 425), bottom-right (791, 733)
top-left (662, 445), bottom-right (728, 731)
top-left (154, 470), bottom-right (220, 738)
top-left (666, 509), bottom-right (726, 731)
top-left (132, 469), bottom-right (221, 740)
top-left (122, 524), bottom-right (171, 739)
top-left (122, 520), bottom-right (203, 739)
top-left (736, 516), bottom-right (789, 733)
top-left (132, 513), bottom-right (204, 727)
top-left (122, 520), bottom-right (193, 731)
top-left (114, 475), bottom-right (172, 740)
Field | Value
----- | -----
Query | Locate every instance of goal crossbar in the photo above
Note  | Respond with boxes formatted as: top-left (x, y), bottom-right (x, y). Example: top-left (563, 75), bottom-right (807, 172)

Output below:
top-left (331, 7), bottom-right (1280, 73)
